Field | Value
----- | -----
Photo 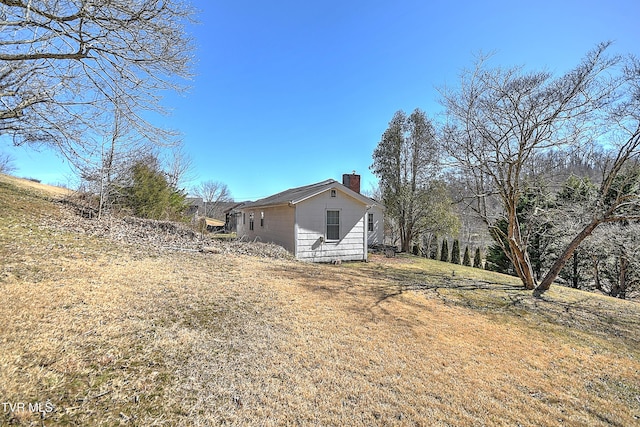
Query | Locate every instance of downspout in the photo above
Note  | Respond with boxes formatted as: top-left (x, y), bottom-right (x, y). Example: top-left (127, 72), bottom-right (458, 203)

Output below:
top-left (291, 202), bottom-right (298, 259)
top-left (364, 205), bottom-right (372, 262)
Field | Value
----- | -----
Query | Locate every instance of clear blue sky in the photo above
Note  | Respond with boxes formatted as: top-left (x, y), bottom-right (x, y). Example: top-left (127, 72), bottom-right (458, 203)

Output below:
top-left (4, 0), bottom-right (639, 200)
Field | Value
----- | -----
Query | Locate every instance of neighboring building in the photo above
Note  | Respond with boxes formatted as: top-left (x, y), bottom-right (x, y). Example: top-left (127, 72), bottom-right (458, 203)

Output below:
top-left (186, 198), bottom-right (238, 232)
top-left (233, 173), bottom-right (384, 262)
top-left (224, 202), bottom-right (245, 233)
top-left (204, 217), bottom-right (225, 232)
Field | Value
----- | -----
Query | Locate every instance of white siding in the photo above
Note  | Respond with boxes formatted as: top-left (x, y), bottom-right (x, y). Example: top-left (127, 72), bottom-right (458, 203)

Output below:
top-left (237, 204), bottom-right (295, 252)
top-left (367, 205), bottom-right (384, 246)
top-left (295, 189), bottom-right (367, 262)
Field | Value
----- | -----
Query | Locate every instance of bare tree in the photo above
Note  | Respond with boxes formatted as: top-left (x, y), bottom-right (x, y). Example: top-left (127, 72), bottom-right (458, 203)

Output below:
top-left (192, 180), bottom-right (233, 220)
top-left (440, 43), bottom-right (640, 293)
top-left (164, 145), bottom-right (195, 190)
top-left (78, 108), bottom-right (152, 219)
top-left (0, 151), bottom-right (16, 174)
top-left (0, 0), bottom-right (195, 165)
top-left (536, 55), bottom-right (640, 293)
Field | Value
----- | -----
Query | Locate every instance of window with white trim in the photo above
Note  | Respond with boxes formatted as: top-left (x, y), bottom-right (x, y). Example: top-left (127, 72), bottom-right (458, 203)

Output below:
top-left (368, 213), bottom-right (374, 232)
top-left (326, 210), bottom-right (340, 241)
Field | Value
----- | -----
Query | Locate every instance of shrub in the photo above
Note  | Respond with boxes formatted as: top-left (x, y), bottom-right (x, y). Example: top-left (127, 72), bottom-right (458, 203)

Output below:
top-left (120, 160), bottom-right (187, 221)
top-left (463, 246), bottom-right (471, 266)
top-left (440, 239), bottom-right (449, 263)
top-left (473, 247), bottom-right (482, 268)
top-left (451, 239), bottom-right (461, 264)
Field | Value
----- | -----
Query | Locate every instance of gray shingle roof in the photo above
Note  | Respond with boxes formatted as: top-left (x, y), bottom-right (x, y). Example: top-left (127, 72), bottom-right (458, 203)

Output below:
top-left (239, 179), bottom-right (379, 209)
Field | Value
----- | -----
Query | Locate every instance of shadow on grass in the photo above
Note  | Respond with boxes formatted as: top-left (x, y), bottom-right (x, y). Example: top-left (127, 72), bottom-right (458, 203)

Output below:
top-left (368, 262), bottom-right (640, 350)
top-left (270, 259), bottom-right (640, 353)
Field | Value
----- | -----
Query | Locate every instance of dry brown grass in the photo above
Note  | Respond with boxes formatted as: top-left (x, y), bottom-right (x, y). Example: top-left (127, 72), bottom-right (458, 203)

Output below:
top-left (1, 175), bottom-right (639, 426)
top-left (0, 173), bottom-right (70, 198)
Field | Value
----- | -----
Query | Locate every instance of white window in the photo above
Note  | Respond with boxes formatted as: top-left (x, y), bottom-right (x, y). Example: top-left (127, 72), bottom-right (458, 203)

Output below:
top-left (368, 213), bottom-right (374, 232)
top-left (326, 210), bottom-right (340, 241)
top-left (330, 189), bottom-right (337, 197)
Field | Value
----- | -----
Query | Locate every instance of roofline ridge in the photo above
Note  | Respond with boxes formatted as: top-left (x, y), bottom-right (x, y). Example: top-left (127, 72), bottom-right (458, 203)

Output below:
top-left (236, 178), bottom-right (385, 210)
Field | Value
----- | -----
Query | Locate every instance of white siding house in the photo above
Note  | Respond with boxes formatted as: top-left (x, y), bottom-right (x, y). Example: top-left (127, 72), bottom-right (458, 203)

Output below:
top-left (235, 175), bottom-right (384, 262)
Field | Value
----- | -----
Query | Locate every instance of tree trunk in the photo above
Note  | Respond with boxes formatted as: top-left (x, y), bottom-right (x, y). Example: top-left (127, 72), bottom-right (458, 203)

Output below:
top-left (510, 241), bottom-right (537, 290)
top-left (620, 255), bottom-right (628, 299)
top-left (402, 229), bottom-right (413, 253)
top-left (572, 252), bottom-right (579, 289)
top-left (536, 219), bottom-right (600, 294)
top-left (399, 211), bottom-right (408, 252)
top-left (593, 256), bottom-right (602, 292)
top-left (612, 254), bottom-right (628, 299)
top-left (98, 172), bottom-right (105, 220)
top-left (507, 204), bottom-right (537, 290)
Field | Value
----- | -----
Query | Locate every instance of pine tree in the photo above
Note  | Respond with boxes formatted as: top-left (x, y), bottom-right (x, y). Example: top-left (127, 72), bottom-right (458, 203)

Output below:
top-left (121, 159), bottom-right (187, 220)
top-left (440, 239), bottom-right (449, 263)
top-left (451, 239), bottom-right (461, 264)
top-left (463, 246), bottom-right (471, 266)
top-left (473, 247), bottom-right (482, 268)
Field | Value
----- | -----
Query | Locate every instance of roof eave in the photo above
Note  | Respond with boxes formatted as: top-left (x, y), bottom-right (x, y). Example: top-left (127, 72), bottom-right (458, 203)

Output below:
top-left (239, 201), bottom-right (292, 210)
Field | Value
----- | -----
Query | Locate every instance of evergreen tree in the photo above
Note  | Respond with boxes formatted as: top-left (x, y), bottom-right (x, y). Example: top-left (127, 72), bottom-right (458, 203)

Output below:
top-left (485, 219), bottom-right (515, 274)
top-left (484, 184), bottom-right (555, 276)
top-left (440, 239), bottom-right (449, 263)
top-left (451, 239), bottom-right (461, 264)
top-left (473, 247), bottom-right (482, 268)
top-left (371, 109), bottom-right (458, 253)
top-left (121, 159), bottom-right (187, 220)
top-left (463, 246), bottom-right (471, 266)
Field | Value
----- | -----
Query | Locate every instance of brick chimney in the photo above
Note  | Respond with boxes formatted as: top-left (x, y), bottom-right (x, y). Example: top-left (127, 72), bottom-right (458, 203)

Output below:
top-left (342, 172), bottom-right (360, 194)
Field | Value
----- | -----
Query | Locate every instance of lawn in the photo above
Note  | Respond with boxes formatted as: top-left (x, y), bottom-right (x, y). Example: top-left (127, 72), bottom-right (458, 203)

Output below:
top-left (1, 174), bottom-right (639, 426)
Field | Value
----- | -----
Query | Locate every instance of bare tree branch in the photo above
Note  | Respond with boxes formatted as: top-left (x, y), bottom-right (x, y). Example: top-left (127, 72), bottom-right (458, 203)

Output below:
top-left (0, 0), bottom-right (195, 166)
top-left (192, 180), bottom-right (234, 220)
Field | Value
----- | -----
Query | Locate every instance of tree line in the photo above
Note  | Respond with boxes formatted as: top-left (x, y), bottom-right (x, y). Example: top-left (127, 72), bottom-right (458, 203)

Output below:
top-left (372, 43), bottom-right (640, 298)
top-left (1, 5), bottom-right (637, 297)
top-left (422, 237), bottom-right (483, 269)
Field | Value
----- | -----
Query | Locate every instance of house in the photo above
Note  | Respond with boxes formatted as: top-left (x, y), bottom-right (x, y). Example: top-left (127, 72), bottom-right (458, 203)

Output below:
top-left (234, 173), bottom-right (384, 262)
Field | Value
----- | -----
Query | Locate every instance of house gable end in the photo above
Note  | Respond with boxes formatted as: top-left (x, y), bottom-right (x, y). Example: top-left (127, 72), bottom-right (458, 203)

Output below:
top-left (235, 177), bottom-right (384, 262)
top-left (294, 186), bottom-right (368, 262)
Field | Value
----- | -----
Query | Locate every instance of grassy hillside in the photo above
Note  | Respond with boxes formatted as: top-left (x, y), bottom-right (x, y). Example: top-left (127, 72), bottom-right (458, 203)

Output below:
top-left (1, 174), bottom-right (639, 426)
